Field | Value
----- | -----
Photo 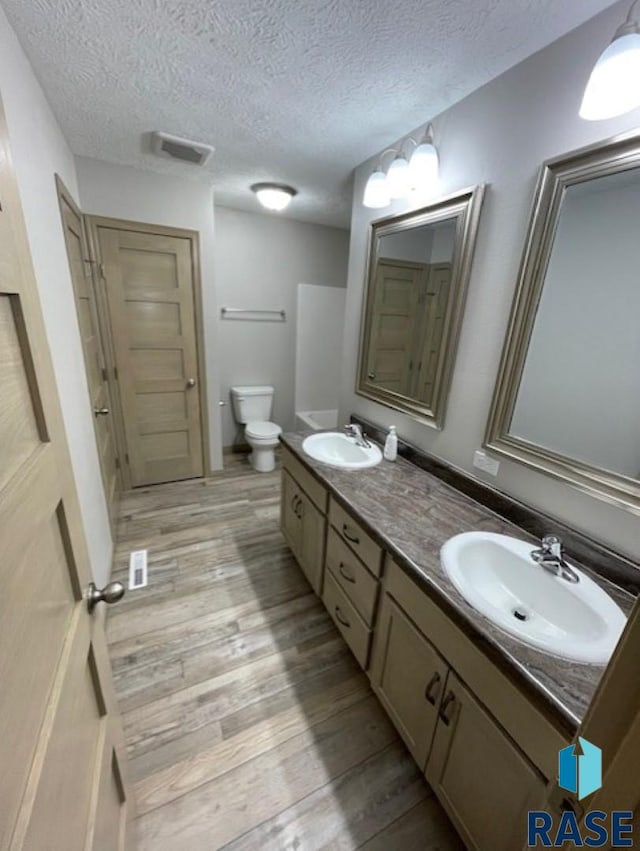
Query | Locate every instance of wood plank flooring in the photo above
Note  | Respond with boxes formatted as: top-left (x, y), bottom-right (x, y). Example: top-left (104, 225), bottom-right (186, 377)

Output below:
top-left (107, 452), bottom-right (464, 850)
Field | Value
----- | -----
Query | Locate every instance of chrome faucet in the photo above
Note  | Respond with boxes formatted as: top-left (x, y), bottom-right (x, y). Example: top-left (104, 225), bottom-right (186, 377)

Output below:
top-left (344, 423), bottom-right (371, 448)
top-left (530, 535), bottom-right (579, 583)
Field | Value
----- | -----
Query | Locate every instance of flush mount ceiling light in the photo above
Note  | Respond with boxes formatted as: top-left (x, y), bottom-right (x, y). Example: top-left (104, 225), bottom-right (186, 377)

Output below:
top-left (580, 1), bottom-right (640, 120)
top-left (362, 126), bottom-right (439, 209)
top-left (251, 182), bottom-right (297, 211)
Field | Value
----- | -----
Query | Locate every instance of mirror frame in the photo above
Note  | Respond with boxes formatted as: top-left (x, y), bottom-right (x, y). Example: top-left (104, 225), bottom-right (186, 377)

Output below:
top-left (485, 131), bottom-right (640, 513)
top-left (356, 185), bottom-right (485, 429)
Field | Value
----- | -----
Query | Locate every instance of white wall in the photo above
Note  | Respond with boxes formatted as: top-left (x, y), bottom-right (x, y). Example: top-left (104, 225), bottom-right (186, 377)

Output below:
top-left (341, 0), bottom-right (640, 561)
top-left (0, 9), bottom-right (112, 584)
top-left (295, 284), bottom-right (346, 413)
top-left (214, 206), bottom-right (349, 447)
top-left (511, 173), bottom-right (640, 477)
top-left (75, 156), bottom-right (223, 471)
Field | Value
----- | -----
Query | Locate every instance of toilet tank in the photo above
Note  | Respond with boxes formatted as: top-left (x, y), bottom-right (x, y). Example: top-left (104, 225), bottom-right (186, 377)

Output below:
top-left (230, 385), bottom-right (274, 423)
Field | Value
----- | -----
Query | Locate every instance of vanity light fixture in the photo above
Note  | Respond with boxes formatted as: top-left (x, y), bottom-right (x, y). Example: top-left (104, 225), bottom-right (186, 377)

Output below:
top-left (251, 182), bottom-right (297, 211)
top-left (580, 0), bottom-right (640, 120)
top-left (362, 126), bottom-right (439, 208)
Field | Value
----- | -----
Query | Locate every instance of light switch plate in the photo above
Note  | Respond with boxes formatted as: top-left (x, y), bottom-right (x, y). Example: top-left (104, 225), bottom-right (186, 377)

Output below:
top-left (473, 449), bottom-right (500, 476)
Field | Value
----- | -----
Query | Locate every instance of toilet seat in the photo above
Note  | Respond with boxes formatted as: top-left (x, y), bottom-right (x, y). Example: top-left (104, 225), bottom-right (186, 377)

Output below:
top-left (245, 420), bottom-right (282, 441)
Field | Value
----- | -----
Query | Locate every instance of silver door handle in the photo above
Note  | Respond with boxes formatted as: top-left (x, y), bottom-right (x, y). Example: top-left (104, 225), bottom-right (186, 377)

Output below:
top-left (87, 581), bottom-right (125, 613)
top-left (93, 407), bottom-right (110, 416)
top-left (186, 378), bottom-right (196, 388)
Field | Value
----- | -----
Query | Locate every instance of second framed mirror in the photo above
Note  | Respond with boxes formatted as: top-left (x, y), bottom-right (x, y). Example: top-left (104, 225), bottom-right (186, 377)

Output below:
top-left (357, 185), bottom-right (485, 428)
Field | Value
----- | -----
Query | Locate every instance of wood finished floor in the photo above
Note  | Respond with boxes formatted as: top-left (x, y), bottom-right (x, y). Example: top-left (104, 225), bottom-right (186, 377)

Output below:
top-left (107, 453), bottom-right (464, 851)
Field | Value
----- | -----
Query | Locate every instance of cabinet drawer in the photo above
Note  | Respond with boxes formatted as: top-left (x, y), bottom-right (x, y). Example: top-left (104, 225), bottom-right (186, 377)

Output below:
top-left (329, 498), bottom-right (382, 576)
top-left (325, 528), bottom-right (379, 626)
top-left (282, 446), bottom-right (328, 514)
top-left (323, 570), bottom-right (371, 670)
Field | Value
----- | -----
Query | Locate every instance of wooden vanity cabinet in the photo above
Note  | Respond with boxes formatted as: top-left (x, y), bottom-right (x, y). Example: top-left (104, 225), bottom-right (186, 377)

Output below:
top-left (370, 594), bottom-right (448, 768)
top-left (280, 449), bottom-right (328, 595)
top-left (427, 670), bottom-right (547, 851)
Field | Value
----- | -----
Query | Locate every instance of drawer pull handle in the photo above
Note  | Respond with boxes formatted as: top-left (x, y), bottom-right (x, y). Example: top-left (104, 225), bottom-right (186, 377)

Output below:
top-left (291, 495), bottom-right (299, 511)
top-left (424, 671), bottom-right (442, 706)
top-left (342, 524), bottom-right (360, 545)
top-left (296, 498), bottom-right (304, 519)
top-left (439, 691), bottom-right (457, 726)
top-left (338, 562), bottom-right (356, 583)
top-left (334, 605), bottom-right (351, 629)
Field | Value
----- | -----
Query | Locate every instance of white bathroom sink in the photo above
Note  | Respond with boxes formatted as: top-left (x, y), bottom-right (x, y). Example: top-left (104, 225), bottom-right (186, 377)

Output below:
top-left (440, 532), bottom-right (626, 664)
top-left (302, 432), bottom-right (382, 470)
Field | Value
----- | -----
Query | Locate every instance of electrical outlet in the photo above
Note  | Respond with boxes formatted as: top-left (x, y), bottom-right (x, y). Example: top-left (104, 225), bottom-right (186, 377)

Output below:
top-left (473, 449), bottom-right (500, 476)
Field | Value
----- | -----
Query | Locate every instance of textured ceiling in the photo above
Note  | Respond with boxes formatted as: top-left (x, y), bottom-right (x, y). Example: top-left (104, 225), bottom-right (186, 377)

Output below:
top-left (2, 0), bottom-right (619, 227)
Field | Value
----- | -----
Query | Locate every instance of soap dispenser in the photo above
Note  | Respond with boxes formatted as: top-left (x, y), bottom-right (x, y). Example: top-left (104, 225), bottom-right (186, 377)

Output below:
top-left (383, 425), bottom-right (398, 462)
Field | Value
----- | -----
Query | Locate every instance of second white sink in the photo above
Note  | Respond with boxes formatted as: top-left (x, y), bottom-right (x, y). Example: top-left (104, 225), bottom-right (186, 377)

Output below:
top-left (302, 432), bottom-right (382, 470)
top-left (440, 531), bottom-right (626, 665)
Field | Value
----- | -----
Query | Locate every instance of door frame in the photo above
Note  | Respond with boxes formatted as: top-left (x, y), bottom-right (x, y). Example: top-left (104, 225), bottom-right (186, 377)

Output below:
top-left (85, 215), bottom-right (211, 488)
top-left (54, 175), bottom-right (122, 527)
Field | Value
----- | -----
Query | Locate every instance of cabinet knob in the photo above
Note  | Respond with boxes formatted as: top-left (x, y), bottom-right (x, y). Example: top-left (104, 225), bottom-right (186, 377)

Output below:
top-left (186, 378), bottom-right (196, 388)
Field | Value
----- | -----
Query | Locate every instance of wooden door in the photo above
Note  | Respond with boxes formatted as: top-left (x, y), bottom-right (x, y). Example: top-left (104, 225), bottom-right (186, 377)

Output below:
top-left (414, 263), bottom-right (451, 406)
top-left (366, 260), bottom-right (423, 395)
top-left (56, 178), bottom-right (121, 527)
top-left (0, 97), bottom-right (131, 850)
top-left (95, 223), bottom-right (204, 487)
top-left (426, 670), bottom-right (545, 851)
top-left (370, 594), bottom-right (448, 768)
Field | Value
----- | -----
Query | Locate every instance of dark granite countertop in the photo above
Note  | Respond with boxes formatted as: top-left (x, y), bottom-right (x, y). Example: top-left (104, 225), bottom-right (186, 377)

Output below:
top-left (281, 431), bottom-right (635, 734)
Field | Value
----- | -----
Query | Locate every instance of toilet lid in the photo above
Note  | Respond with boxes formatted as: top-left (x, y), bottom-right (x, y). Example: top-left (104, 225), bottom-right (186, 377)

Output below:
top-left (246, 420), bottom-right (282, 440)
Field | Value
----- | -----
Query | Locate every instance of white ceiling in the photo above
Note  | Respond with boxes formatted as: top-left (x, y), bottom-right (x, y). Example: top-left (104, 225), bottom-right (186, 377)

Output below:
top-left (2, 0), bottom-right (619, 227)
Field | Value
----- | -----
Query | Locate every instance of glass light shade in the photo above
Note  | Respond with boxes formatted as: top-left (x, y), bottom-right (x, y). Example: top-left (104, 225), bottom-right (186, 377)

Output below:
top-left (251, 183), bottom-right (297, 211)
top-left (409, 142), bottom-right (439, 188)
top-left (363, 169), bottom-right (390, 208)
top-left (385, 155), bottom-right (412, 198)
top-left (580, 31), bottom-right (640, 120)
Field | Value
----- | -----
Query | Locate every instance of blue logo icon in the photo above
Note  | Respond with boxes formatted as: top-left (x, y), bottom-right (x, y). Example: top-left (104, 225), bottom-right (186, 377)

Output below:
top-left (558, 736), bottom-right (602, 801)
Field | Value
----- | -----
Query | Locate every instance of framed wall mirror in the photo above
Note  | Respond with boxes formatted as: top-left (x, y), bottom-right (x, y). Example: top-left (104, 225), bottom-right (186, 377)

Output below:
top-left (486, 132), bottom-right (640, 513)
top-left (357, 186), bottom-right (485, 428)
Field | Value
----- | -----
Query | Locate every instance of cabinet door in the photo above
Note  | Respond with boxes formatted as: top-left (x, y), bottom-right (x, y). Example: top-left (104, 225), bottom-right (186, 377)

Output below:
top-left (280, 470), bottom-right (300, 558)
top-left (370, 595), bottom-right (448, 769)
top-left (426, 670), bottom-right (546, 851)
top-left (296, 489), bottom-right (326, 594)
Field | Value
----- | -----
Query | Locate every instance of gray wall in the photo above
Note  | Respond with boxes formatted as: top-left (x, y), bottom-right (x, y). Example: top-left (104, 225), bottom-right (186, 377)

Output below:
top-left (214, 206), bottom-right (349, 446)
top-left (0, 8), bottom-right (112, 584)
top-left (340, 0), bottom-right (640, 561)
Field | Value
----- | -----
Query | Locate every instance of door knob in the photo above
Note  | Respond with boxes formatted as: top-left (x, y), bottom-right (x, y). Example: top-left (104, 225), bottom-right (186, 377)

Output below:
top-left (93, 407), bottom-right (110, 416)
top-left (186, 378), bottom-right (196, 388)
top-left (87, 581), bottom-right (125, 613)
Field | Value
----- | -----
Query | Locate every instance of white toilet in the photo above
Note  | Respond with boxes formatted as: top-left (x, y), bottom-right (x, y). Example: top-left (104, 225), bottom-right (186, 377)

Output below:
top-left (230, 385), bottom-right (282, 473)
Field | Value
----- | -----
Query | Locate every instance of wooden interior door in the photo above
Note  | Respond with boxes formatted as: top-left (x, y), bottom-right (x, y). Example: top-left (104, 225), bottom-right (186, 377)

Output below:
top-left (0, 97), bottom-right (131, 850)
top-left (56, 178), bottom-right (121, 527)
top-left (414, 263), bottom-right (452, 405)
top-left (95, 223), bottom-right (204, 487)
top-left (366, 260), bottom-right (423, 395)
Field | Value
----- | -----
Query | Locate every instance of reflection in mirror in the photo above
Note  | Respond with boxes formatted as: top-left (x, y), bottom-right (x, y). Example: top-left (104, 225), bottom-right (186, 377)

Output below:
top-left (358, 187), bottom-right (485, 428)
top-left (369, 219), bottom-right (456, 406)
top-left (510, 169), bottom-right (640, 479)
top-left (486, 133), bottom-right (640, 511)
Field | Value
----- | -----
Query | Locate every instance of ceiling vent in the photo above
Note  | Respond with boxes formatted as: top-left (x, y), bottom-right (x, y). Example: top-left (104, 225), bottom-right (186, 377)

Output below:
top-left (151, 132), bottom-right (214, 166)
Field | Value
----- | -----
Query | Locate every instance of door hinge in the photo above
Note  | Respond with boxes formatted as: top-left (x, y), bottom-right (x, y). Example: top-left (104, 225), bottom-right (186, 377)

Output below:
top-left (101, 367), bottom-right (108, 381)
top-left (99, 263), bottom-right (105, 278)
top-left (115, 457), bottom-right (121, 469)
top-left (125, 453), bottom-right (129, 464)
top-left (114, 366), bottom-right (119, 380)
